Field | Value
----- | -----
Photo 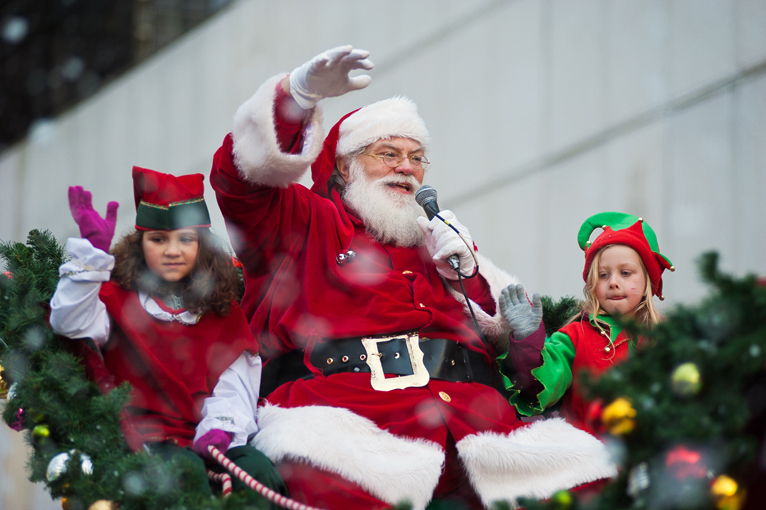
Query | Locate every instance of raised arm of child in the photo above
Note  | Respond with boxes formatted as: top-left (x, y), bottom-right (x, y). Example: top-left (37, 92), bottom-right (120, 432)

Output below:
top-left (50, 186), bottom-right (118, 343)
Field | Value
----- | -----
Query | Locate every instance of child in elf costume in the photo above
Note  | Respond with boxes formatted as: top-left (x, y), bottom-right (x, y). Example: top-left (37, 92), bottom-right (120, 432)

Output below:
top-left (497, 212), bottom-right (674, 430)
top-left (49, 166), bottom-right (286, 498)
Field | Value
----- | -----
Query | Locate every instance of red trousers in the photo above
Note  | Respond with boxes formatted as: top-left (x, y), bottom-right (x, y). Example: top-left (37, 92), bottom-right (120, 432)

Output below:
top-left (277, 433), bottom-right (484, 510)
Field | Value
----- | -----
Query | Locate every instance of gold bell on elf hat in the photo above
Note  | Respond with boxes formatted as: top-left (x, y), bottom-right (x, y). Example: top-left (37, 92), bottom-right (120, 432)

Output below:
top-left (132, 166), bottom-right (211, 231)
top-left (578, 212), bottom-right (674, 300)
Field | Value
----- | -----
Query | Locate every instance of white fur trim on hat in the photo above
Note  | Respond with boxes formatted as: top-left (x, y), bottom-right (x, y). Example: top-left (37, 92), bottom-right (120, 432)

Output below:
top-left (253, 404), bottom-right (444, 510)
top-left (231, 73), bottom-right (325, 187)
top-left (457, 418), bottom-right (618, 509)
top-left (336, 96), bottom-right (430, 156)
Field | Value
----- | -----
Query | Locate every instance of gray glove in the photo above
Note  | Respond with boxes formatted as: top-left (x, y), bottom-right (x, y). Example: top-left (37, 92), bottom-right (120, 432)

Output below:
top-left (499, 284), bottom-right (543, 340)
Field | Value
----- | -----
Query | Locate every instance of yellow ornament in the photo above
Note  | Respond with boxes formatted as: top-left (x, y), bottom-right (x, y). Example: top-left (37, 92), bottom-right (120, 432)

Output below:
top-left (88, 500), bottom-right (117, 510)
top-left (32, 424), bottom-right (50, 441)
top-left (0, 364), bottom-right (8, 399)
top-left (671, 362), bottom-right (702, 396)
top-left (711, 475), bottom-right (744, 510)
top-left (602, 397), bottom-right (636, 435)
top-left (711, 475), bottom-right (738, 498)
top-left (61, 497), bottom-right (69, 510)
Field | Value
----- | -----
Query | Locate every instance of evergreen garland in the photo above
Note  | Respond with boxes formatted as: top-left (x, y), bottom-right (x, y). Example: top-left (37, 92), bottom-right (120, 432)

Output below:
top-left (0, 231), bottom-right (266, 510)
top-left (519, 252), bottom-right (766, 510)
top-left (3, 232), bottom-right (763, 510)
top-left (541, 295), bottom-right (581, 336)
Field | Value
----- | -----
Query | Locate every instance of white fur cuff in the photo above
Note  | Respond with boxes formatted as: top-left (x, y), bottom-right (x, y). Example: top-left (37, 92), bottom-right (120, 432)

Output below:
top-left (457, 418), bottom-right (618, 509)
top-left (253, 404), bottom-right (445, 510)
top-left (231, 74), bottom-right (325, 187)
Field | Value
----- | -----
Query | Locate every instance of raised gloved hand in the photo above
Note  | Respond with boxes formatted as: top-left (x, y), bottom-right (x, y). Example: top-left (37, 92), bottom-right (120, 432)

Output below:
top-left (416, 210), bottom-right (476, 280)
top-left (499, 284), bottom-right (543, 340)
top-left (68, 186), bottom-right (119, 253)
top-left (288, 45), bottom-right (374, 109)
top-left (192, 429), bottom-right (232, 462)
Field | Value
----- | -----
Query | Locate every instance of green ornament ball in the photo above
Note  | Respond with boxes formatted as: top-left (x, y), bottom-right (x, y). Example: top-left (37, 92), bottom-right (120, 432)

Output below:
top-left (671, 362), bottom-right (702, 397)
top-left (550, 489), bottom-right (573, 509)
top-left (32, 424), bottom-right (50, 441)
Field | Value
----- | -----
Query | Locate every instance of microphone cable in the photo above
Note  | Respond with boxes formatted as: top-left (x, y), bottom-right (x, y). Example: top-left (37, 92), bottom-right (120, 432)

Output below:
top-left (432, 212), bottom-right (490, 352)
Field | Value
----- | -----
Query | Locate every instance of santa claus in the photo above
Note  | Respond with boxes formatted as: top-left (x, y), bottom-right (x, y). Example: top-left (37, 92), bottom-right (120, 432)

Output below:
top-left (209, 46), bottom-right (616, 509)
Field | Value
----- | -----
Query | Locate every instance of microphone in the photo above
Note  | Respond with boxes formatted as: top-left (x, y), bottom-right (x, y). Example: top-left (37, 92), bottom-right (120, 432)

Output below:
top-left (414, 185), bottom-right (440, 220)
top-left (415, 185), bottom-right (461, 270)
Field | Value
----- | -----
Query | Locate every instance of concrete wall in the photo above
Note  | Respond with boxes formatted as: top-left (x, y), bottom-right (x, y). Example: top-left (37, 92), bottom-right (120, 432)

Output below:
top-left (2, 1), bottom-right (766, 508)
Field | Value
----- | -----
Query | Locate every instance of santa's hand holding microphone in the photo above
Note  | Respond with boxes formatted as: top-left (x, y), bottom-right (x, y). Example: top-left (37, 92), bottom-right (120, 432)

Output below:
top-left (417, 210), bottom-right (477, 279)
top-left (414, 185), bottom-right (477, 279)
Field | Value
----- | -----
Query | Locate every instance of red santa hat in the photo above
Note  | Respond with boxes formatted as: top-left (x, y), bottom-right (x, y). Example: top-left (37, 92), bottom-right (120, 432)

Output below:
top-left (578, 212), bottom-right (674, 299)
top-left (132, 166), bottom-right (211, 231)
top-left (310, 97), bottom-right (430, 198)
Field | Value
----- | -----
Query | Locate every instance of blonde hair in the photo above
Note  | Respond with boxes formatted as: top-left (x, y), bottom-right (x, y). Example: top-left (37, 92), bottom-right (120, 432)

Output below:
top-left (567, 244), bottom-right (661, 333)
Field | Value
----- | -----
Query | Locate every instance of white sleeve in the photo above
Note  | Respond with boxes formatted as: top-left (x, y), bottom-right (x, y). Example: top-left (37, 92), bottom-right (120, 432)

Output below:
top-left (231, 73), bottom-right (325, 187)
top-left (49, 238), bottom-right (114, 346)
top-left (194, 352), bottom-right (262, 449)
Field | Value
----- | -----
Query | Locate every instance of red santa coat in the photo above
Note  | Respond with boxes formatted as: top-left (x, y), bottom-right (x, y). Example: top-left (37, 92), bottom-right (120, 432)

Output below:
top-left (98, 281), bottom-right (255, 447)
top-left (210, 74), bottom-right (617, 509)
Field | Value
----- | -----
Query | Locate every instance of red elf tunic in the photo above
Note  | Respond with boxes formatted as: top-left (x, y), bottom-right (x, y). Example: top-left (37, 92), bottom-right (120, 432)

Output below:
top-left (502, 314), bottom-right (632, 432)
top-left (98, 281), bottom-right (255, 448)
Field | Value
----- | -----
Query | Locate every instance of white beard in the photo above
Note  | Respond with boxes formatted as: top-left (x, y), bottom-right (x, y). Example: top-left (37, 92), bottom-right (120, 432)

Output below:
top-left (342, 159), bottom-right (426, 247)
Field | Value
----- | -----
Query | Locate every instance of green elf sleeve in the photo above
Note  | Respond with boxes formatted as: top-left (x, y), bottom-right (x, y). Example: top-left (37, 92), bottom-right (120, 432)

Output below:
top-left (498, 331), bottom-right (577, 416)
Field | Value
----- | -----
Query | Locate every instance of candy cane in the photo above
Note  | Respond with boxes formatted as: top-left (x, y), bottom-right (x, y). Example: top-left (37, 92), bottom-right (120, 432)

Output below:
top-left (207, 470), bottom-right (233, 497)
top-left (208, 445), bottom-right (326, 510)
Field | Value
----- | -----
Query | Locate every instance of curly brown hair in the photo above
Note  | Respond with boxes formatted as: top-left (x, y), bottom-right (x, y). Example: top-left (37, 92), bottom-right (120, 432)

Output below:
top-left (110, 228), bottom-right (239, 316)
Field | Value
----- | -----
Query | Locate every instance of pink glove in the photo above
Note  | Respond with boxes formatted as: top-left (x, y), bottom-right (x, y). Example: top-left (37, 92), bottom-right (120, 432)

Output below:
top-left (193, 429), bottom-right (232, 461)
top-left (68, 186), bottom-right (119, 252)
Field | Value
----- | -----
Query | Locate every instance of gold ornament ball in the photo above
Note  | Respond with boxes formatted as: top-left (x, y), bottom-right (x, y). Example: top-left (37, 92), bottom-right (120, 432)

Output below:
top-left (671, 362), bottom-right (702, 396)
top-left (602, 397), bottom-right (637, 435)
top-left (716, 493), bottom-right (745, 510)
top-left (89, 500), bottom-right (117, 510)
top-left (711, 475), bottom-right (738, 498)
top-left (32, 424), bottom-right (50, 440)
top-left (711, 474), bottom-right (745, 510)
top-left (0, 363), bottom-right (8, 399)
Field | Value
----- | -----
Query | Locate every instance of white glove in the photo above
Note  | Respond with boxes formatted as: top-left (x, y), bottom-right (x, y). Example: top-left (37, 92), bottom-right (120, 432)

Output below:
top-left (416, 210), bottom-right (476, 280)
top-left (288, 45), bottom-right (374, 109)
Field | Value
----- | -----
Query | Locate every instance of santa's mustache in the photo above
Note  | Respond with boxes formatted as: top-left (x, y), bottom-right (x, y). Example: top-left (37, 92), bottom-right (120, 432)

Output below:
top-left (375, 174), bottom-right (421, 193)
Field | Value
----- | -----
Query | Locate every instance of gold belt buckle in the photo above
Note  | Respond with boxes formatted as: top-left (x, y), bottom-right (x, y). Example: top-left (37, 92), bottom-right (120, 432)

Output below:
top-left (361, 331), bottom-right (430, 391)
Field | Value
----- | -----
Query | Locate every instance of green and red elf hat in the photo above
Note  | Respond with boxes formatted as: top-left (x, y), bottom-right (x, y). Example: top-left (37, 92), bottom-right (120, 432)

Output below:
top-left (132, 166), bottom-right (211, 231)
top-left (578, 212), bottom-right (674, 299)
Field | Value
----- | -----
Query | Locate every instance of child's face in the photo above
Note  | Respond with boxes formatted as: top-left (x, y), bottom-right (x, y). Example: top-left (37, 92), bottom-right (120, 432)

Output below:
top-left (594, 245), bottom-right (646, 318)
top-left (142, 228), bottom-right (199, 283)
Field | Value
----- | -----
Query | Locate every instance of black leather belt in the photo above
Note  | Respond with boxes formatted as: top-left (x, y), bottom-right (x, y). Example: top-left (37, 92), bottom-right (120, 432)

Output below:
top-left (260, 335), bottom-right (498, 396)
